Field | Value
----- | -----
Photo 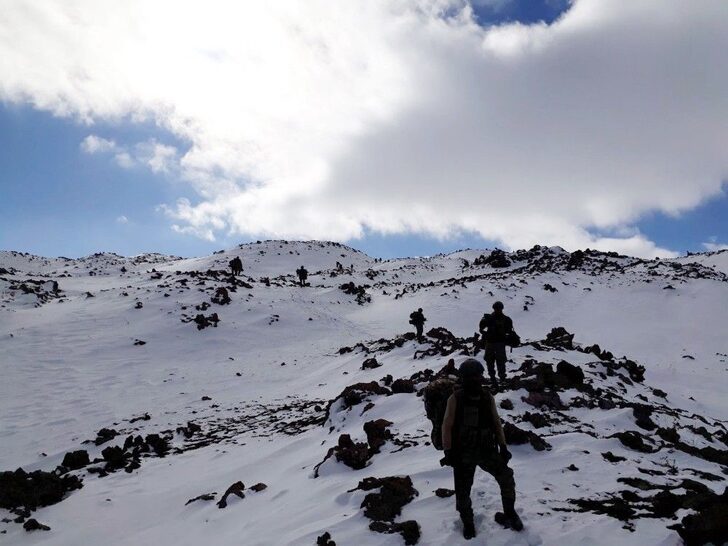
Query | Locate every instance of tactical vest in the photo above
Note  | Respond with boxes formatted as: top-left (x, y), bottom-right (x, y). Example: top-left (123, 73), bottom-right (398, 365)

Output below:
top-left (452, 388), bottom-right (496, 459)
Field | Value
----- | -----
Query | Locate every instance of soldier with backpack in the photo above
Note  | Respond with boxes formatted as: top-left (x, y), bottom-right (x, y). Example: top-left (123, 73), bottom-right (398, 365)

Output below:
top-left (479, 301), bottom-right (517, 386)
top-left (440, 358), bottom-right (522, 539)
top-left (295, 265), bottom-right (309, 287)
top-left (409, 308), bottom-right (426, 342)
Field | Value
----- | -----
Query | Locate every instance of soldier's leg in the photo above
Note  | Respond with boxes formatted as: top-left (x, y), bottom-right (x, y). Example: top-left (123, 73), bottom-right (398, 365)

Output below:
top-left (416, 324), bottom-right (423, 340)
top-left (496, 343), bottom-right (508, 380)
top-left (484, 345), bottom-right (497, 383)
top-left (480, 453), bottom-right (522, 531)
top-left (453, 464), bottom-right (477, 537)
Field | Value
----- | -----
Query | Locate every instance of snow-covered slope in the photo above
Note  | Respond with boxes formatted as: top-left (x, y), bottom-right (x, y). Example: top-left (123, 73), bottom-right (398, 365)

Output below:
top-left (1, 242), bottom-right (726, 545)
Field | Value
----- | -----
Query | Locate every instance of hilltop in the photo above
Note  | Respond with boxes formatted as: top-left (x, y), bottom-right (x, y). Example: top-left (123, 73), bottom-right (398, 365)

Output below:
top-left (1, 241), bottom-right (726, 545)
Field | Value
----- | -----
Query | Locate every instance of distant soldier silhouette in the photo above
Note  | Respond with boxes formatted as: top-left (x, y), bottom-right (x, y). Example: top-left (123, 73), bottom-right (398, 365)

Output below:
top-left (229, 257), bottom-right (243, 276)
top-left (441, 359), bottom-right (522, 539)
top-left (296, 265), bottom-right (309, 287)
top-left (409, 308), bottom-right (426, 342)
top-left (479, 301), bottom-right (514, 386)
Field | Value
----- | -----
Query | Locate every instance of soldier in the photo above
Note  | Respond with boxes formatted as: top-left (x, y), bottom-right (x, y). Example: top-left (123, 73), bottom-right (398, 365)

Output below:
top-left (409, 307), bottom-right (426, 341)
top-left (296, 265), bottom-right (309, 287)
top-left (441, 358), bottom-right (522, 539)
top-left (479, 301), bottom-right (514, 386)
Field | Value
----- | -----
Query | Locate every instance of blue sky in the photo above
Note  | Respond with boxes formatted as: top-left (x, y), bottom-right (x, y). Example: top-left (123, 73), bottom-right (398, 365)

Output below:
top-left (1, 1), bottom-right (726, 259)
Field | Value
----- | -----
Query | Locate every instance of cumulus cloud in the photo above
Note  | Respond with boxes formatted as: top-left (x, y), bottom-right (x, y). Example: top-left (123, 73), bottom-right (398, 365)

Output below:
top-left (702, 238), bottom-right (728, 252)
top-left (116, 215), bottom-right (129, 224)
top-left (2, 0), bottom-right (727, 258)
top-left (80, 135), bottom-right (117, 154)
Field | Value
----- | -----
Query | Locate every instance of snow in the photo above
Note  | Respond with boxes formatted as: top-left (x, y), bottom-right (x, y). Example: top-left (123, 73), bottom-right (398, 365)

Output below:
top-left (1, 241), bottom-right (727, 545)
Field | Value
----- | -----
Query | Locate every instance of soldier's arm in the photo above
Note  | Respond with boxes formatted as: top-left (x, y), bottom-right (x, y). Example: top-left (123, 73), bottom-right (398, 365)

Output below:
top-left (441, 395), bottom-right (457, 450)
top-left (489, 395), bottom-right (507, 446)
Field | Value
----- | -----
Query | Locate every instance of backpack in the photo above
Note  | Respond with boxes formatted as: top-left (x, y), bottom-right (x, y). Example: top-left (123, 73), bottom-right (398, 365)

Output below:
top-left (505, 330), bottom-right (521, 348)
top-left (422, 377), bottom-right (457, 450)
top-left (452, 389), bottom-right (496, 458)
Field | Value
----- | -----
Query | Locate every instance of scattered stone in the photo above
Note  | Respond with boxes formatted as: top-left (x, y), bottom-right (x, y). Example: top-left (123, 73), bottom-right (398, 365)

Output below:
top-left (369, 520), bottom-right (421, 545)
top-left (364, 419), bottom-right (394, 454)
top-left (362, 358), bottom-right (381, 370)
top-left (94, 428), bottom-right (119, 446)
top-left (192, 313), bottom-right (220, 330)
top-left (672, 487), bottom-right (728, 546)
top-left (612, 431), bottom-right (657, 453)
top-left (185, 493), bottom-right (216, 505)
top-left (316, 531), bottom-right (336, 546)
top-left (543, 327), bottom-right (574, 350)
top-left (632, 404), bottom-right (657, 431)
top-left (211, 287), bottom-right (231, 305)
top-left (499, 398), bottom-right (514, 410)
top-left (217, 481), bottom-right (245, 508)
top-left (61, 450), bottom-right (90, 471)
top-left (435, 488), bottom-right (455, 498)
top-left (250, 483), bottom-right (267, 492)
top-left (391, 378), bottom-right (415, 394)
top-left (601, 451), bottom-right (626, 463)
top-left (23, 518), bottom-right (50, 532)
top-left (0, 468), bottom-right (83, 512)
top-left (354, 476), bottom-right (418, 521)
top-left (503, 422), bottom-right (551, 451)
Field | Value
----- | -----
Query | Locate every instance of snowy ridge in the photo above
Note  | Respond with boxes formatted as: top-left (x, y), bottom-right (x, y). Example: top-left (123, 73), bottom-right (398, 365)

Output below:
top-left (1, 241), bottom-right (727, 545)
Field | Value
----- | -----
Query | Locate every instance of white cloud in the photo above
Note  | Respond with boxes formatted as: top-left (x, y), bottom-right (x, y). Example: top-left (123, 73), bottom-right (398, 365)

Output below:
top-left (702, 237), bottom-right (728, 252)
top-left (2, 0), bottom-right (728, 258)
top-left (136, 140), bottom-right (178, 174)
top-left (116, 215), bottom-right (128, 224)
top-left (80, 135), bottom-right (117, 154)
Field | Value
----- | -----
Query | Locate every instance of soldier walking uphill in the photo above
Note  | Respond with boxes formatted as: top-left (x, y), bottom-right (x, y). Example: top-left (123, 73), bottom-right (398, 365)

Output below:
top-left (229, 257), bottom-right (243, 276)
top-left (409, 308), bottom-right (426, 342)
top-left (479, 301), bottom-right (515, 387)
top-left (295, 265), bottom-right (309, 287)
top-left (441, 359), bottom-right (522, 540)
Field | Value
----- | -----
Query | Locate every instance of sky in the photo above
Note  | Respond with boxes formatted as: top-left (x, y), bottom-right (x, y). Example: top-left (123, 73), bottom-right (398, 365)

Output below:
top-left (0, 0), bottom-right (726, 260)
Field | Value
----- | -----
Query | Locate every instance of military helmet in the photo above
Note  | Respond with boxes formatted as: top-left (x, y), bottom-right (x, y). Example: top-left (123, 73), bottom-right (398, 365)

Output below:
top-left (492, 301), bottom-right (504, 310)
top-left (459, 358), bottom-right (484, 378)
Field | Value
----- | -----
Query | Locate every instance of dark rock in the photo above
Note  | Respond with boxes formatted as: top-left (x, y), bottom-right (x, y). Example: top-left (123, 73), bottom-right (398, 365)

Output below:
top-left (672, 487), bottom-right (728, 546)
top-left (543, 327), bottom-right (574, 350)
top-left (334, 434), bottom-right (371, 470)
top-left (355, 476), bottom-right (418, 521)
top-left (250, 483), bottom-right (267, 492)
top-left (369, 520), bottom-right (421, 545)
top-left (391, 378), bottom-right (415, 394)
top-left (101, 446), bottom-right (127, 469)
top-left (556, 360), bottom-right (584, 385)
top-left (499, 398), bottom-right (514, 410)
top-left (361, 358), bottom-right (381, 370)
top-left (598, 398), bottom-right (617, 410)
top-left (503, 422), bottom-right (551, 451)
top-left (61, 450), bottom-right (90, 470)
top-left (363, 419), bottom-right (393, 454)
top-left (0, 468), bottom-right (83, 511)
top-left (656, 427), bottom-right (680, 443)
top-left (435, 488), bottom-right (455, 498)
top-left (211, 286), bottom-right (231, 305)
top-left (601, 451), bottom-right (626, 463)
top-left (522, 390), bottom-right (565, 410)
top-left (316, 531), bottom-right (336, 546)
top-left (217, 481), bottom-right (245, 508)
top-left (193, 313), bottom-right (220, 330)
top-left (94, 427), bottom-right (118, 446)
top-left (523, 411), bottom-right (549, 429)
top-left (145, 434), bottom-right (170, 457)
top-left (325, 382), bottom-right (391, 419)
top-left (632, 404), bottom-right (657, 431)
top-left (23, 518), bottom-right (50, 531)
top-left (185, 493), bottom-right (216, 505)
top-left (612, 431), bottom-right (657, 453)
